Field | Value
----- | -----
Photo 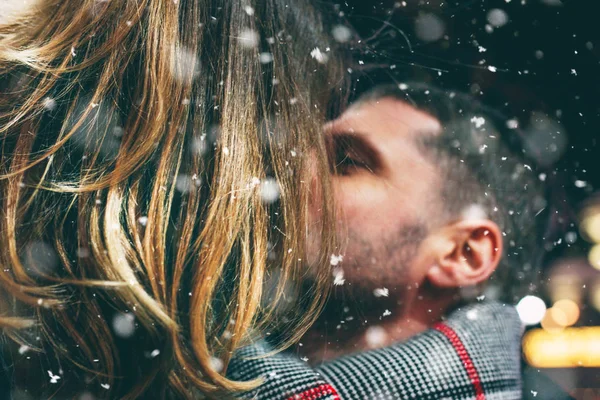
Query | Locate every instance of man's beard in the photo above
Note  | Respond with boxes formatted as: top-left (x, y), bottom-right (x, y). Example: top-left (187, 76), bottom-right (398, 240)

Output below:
top-left (307, 222), bottom-right (428, 331)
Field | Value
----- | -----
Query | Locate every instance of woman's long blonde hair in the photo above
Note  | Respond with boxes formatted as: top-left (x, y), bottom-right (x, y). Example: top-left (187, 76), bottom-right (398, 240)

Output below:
top-left (0, 0), bottom-right (343, 398)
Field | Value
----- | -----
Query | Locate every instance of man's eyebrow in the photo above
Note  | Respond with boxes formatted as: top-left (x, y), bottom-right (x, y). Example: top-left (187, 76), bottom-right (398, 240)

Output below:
top-left (327, 126), bottom-right (374, 147)
top-left (327, 130), bottom-right (384, 174)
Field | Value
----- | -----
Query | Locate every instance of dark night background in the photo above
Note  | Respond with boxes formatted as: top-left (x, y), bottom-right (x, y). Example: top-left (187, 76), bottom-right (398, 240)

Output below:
top-left (326, 0), bottom-right (599, 397)
top-left (336, 0), bottom-right (598, 198)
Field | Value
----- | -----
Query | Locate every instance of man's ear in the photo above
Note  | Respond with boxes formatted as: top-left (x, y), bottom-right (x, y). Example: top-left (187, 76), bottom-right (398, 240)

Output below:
top-left (426, 219), bottom-right (503, 288)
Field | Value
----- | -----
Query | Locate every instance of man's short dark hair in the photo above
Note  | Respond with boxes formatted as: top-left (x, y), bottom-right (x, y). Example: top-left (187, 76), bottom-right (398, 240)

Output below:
top-left (358, 83), bottom-right (551, 302)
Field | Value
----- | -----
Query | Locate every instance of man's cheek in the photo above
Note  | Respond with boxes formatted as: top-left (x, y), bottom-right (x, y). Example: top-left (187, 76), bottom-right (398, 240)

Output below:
top-left (335, 182), bottom-right (380, 220)
top-left (339, 196), bottom-right (391, 232)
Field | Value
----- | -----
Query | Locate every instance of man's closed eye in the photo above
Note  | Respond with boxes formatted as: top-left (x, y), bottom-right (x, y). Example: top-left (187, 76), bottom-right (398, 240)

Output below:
top-left (329, 133), bottom-right (381, 176)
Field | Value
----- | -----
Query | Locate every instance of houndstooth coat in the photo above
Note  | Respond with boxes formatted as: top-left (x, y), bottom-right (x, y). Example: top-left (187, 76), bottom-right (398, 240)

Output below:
top-left (228, 302), bottom-right (524, 400)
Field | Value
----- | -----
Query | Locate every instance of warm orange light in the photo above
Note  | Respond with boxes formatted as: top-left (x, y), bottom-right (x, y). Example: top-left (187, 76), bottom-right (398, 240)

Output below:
top-left (592, 280), bottom-right (600, 312)
top-left (523, 327), bottom-right (600, 368)
top-left (540, 307), bottom-right (567, 332)
top-left (589, 244), bottom-right (600, 271)
top-left (553, 299), bottom-right (580, 327)
top-left (581, 211), bottom-right (600, 243)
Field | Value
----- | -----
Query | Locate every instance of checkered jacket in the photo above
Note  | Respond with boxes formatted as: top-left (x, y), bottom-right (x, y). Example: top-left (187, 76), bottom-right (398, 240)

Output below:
top-left (227, 302), bottom-right (524, 400)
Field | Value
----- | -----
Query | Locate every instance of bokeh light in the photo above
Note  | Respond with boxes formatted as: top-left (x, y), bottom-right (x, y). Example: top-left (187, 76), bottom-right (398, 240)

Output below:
top-left (592, 280), bottom-right (600, 313)
top-left (414, 13), bottom-right (445, 42)
top-left (516, 295), bottom-right (547, 326)
top-left (523, 328), bottom-right (600, 368)
top-left (580, 211), bottom-right (600, 243)
top-left (541, 307), bottom-right (567, 332)
top-left (553, 299), bottom-right (580, 327)
top-left (587, 244), bottom-right (600, 271)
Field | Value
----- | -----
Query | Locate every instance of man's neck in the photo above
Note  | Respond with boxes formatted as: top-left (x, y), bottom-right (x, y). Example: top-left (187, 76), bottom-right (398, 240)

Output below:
top-left (298, 288), bottom-right (454, 365)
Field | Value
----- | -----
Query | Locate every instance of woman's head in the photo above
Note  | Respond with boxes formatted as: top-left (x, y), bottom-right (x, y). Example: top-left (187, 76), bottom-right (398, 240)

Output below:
top-left (0, 1), bottom-right (347, 397)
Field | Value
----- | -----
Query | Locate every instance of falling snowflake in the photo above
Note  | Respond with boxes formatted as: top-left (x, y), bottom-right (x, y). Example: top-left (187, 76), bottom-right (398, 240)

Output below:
top-left (487, 9), bottom-right (509, 28)
top-left (259, 52), bottom-right (273, 64)
top-left (260, 178), bottom-right (280, 203)
top-left (210, 357), bottom-right (224, 372)
top-left (565, 231), bottom-right (577, 244)
top-left (191, 173), bottom-right (202, 187)
top-left (170, 45), bottom-right (201, 82)
top-left (243, 5), bottom-right (254, 15)
top-left (112, 126), bottom-right (124, 138)
top-left (176, 174), bottom-right (193, 194)
top-left (192, 134), bottom-right (208, 156)
top-left (330, 254), bottom-right (344, 266)
top-left (466, 310), bottom-right (478, 320)
top-left (333, 267), bottom-right (345, 286)
top-left (506, 119), bottom-right (519, 129)
top-left (331, 25), bottom-right (352, 43)
top-left (238, 29), bottom-right (259, 48)
top-left (42, 97), bottom-right (57, 111)
top-left (470, 116), bottom-right (486, 128)
top-left (373, 288), bottom-right (389, 297)
top-left (365, 326), bottom-right (387, 348)
top-left (414, 13), bottom-right (445, 42)
top-left (22, 241), bottom-right (58, 278)
top-left (310, 47), bottom-right (328, 64)
top-left (112, 313), bottom-right (136, 338)
top-left (48, 370), bottom-right (61, 384)
top-left (249, 176), bottom-right (261, 188)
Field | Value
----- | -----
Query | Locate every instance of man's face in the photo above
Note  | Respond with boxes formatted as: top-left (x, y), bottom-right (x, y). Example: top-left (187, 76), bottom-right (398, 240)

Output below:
top-left (309, 97), bottom-right (445, 294)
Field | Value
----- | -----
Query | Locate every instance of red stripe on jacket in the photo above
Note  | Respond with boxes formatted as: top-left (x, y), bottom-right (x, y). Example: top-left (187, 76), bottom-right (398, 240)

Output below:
top-left (286, 383), bottom-right (341, 400)
top-left (434, 322), bottom-right (486, 400)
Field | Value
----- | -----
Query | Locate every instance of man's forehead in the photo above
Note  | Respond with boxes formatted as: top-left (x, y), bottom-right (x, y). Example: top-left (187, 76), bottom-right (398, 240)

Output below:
top-left (331, 96), bottom-right (442, 139)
